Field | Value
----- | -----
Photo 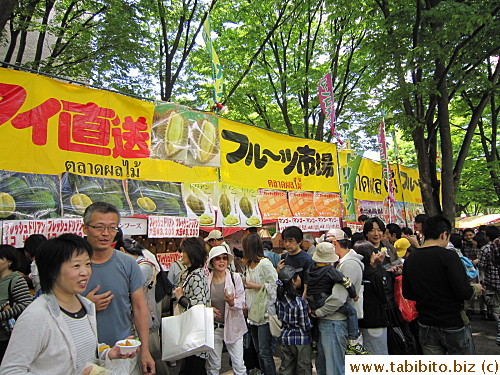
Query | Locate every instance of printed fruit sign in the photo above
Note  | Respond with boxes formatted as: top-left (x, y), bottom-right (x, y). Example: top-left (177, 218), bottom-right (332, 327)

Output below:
top-left (151, 103), bottom-right (220, 167)
top-left (314, 192), bottom-right (343, 217)
top-left (61, 173), bottom-right (131, 216)
top-left (257, 189), bottom-right (292, 220)
top-left (127, 180), bottom-right (185, 216)
top-left (0, 171), bottom-right (61, 219)
top-left (235, 187), bottom-right (262, 227)
top-left (182, 182), bottom-right (216, 226)
top-left (288, 191), bottom-right (318, 217)
top-left (216, 184), bottom-right (240, 227)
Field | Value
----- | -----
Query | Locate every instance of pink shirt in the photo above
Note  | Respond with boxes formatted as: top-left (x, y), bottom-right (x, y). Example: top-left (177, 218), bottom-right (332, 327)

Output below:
top-left (208, 269), bottom-right (247, 344)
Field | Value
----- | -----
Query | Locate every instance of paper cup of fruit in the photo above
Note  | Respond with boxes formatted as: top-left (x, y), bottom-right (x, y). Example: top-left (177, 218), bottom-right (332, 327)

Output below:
top-left (116, 339), bottom-right (141, 355)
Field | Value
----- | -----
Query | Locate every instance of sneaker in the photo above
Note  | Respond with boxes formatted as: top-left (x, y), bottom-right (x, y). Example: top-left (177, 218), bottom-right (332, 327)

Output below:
top-left (345, 345), bottom-right (356, 355)
top-left (347, 343), bottom-right (371, 355)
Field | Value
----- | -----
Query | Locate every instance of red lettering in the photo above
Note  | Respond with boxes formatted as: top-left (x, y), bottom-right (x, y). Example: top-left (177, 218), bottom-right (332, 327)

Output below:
top-left (11, 98), bottom-right (61, 145)
top-left (0, 83), bottom-right (27, 126)
top-left (58, 101), bottom-right (117, 155)
top-left (112, 116), bottom-right (150, 158)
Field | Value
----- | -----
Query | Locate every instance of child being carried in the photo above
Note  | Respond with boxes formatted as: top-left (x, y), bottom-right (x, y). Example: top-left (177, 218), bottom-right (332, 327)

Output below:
top-left (306, 241), bottom-right (369, 355)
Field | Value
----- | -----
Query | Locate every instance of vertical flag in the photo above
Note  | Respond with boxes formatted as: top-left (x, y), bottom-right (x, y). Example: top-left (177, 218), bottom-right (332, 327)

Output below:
top-left (378, 118), bottom-right (396, 203)
top-left (202, 14), bottom-right (223, 103)
top-left (318, 73), bottom-right (340, 142)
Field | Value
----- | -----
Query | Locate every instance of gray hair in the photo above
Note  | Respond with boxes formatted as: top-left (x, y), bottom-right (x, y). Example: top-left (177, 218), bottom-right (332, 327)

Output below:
top-left (83, 202), bottom-right (121, 225)
top-left (303, 234), bottom-right (314, 243)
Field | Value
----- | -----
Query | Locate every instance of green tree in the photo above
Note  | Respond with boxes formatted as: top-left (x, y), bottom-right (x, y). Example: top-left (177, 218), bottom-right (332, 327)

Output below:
top-left (369, 0), bottom-right (499, 223)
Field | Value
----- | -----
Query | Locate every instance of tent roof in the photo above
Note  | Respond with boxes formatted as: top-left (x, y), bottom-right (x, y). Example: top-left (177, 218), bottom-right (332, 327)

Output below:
top-left (456, 214), bottom-right (500, 229)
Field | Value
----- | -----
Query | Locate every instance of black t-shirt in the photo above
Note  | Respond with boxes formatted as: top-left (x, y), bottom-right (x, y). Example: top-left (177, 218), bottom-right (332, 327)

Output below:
top-left (402, 245), bottom-right (474, 328)
top-left (281, 250), bottom-right (314, 284)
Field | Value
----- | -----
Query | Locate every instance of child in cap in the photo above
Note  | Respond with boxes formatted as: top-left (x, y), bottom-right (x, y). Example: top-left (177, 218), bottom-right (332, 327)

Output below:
top-left (394, 238), bottom-right (411, 259)
top-left (275, 265), bottom-right (313, 375)
top-left (306, 241), bottom-right (369, 355)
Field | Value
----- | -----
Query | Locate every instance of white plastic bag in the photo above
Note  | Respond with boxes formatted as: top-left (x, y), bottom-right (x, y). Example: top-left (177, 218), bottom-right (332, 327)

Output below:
top-left (161, 304), bottom-right (214, 361)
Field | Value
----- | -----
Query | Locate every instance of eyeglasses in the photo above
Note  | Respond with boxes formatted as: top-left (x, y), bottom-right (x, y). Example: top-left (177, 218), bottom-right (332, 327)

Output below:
top-left (87, 225), bottom-right (120, 233)
top-left (213, 255), bottom-right (228, 261)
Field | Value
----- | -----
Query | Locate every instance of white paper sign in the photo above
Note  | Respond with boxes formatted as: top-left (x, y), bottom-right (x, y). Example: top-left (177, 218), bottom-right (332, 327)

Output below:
top-left (148, 216), bottom-right (200, 238)
top-left (120, 217), bottom-right (148, 235)
top-left (316, 217), bottom-right (341, 231)
top-left (277, 216), bottom-right (341, 233)
top-left (277, 217), bottom-right (318, 233)
top-left (2, 219), bottom-right (83, 247)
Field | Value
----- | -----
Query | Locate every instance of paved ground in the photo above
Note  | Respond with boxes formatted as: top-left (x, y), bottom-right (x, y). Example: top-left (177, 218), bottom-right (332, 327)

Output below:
top-left (163, 314), bottom-right (499, 375)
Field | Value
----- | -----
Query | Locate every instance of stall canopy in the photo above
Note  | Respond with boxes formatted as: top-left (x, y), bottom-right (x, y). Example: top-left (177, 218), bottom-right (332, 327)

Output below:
top-left (456, 214), bottom-right (500, 229)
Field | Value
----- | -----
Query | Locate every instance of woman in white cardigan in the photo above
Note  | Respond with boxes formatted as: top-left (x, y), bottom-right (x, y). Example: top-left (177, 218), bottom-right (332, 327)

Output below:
top-left (0, 234), bottom-right (136, 375)
top-left (206, 246), bottom-right (247, 375)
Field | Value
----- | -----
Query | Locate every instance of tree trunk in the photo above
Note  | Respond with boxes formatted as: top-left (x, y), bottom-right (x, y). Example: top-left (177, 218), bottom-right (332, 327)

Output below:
top-left (436, 59), bottom-right (455, 224)
top-left (0, 0), bottom-right (18, 34)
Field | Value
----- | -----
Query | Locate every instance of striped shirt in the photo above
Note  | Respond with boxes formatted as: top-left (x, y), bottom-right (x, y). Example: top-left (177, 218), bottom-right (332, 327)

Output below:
top-left (0, 274), bottom-right (32, 339)
top-left (275, 295), bottom-right (312, 345)
top-left (61, 307), bottom-right (97, 373)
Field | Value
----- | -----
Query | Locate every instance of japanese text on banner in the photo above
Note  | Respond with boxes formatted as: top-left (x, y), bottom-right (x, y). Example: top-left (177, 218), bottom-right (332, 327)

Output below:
top-left (2, 219), bottom-right (83, 246)
top-left (148, 216), bottom-right (199, 238)
top-left (220, 118), bottom-right (339, 192)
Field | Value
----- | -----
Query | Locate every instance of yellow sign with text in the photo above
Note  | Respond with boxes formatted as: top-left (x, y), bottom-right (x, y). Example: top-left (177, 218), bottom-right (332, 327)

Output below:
top-left (0, 68), bottom-right (217, 183)
top-left (353, 157), bottom-right (422, 204)
top-left (219, 118), bottom-right (340, 192)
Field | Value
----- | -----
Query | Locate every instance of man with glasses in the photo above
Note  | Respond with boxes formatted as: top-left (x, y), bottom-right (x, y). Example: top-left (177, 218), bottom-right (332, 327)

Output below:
top-left (83, 202), bottom-right (155, 374)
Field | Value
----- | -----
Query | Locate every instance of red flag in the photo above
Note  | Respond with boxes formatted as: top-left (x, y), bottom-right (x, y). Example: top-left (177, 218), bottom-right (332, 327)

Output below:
top-left (318, 73), bottom-right (341, 143)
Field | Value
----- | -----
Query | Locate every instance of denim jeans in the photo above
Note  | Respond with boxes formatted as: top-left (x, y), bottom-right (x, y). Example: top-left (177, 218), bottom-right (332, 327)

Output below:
top-left (248, 323), bottom-right (276, 375)
top-left (360, 327), bottom-right (388, 354)
top-left (337, 302), bottom-right (359, 340)
top-left (318, 319), bottom-right (347, 375)
top-left (418, 323), bottom-right (476, 355)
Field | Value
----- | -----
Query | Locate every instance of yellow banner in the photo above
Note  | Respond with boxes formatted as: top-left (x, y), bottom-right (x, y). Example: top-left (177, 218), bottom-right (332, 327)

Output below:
top-left (0, 68), bottom-right (217, 183)
top-left (219, 118), bottom-right (340, 192)
top-left (396, 164), bottom-right (423, 204)
top-left (353, 157), bottom-right (422, 204)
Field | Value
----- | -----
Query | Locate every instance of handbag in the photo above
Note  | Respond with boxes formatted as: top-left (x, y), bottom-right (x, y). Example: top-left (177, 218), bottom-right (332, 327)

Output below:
top-left (268, 314), bottom-right (282, 337)
top-left (386, 307), bottom-right (416, 355)
top-left (394, 275), bottom-right (418, 322)
top-left (161, 304), bottom-right (214, 361)
top-left (248, 286), bottom-right (268, 324)
top-left (153, 253), bottom-right (173, 303)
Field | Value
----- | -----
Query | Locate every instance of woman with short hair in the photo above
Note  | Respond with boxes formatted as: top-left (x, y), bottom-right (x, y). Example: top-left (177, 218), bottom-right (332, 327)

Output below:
top-left (0, 234), bottom-right (136, 375)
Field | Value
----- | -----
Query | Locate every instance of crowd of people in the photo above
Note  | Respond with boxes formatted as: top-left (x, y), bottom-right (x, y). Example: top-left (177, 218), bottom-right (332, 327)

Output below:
top-left (0, 203), bottom-right (498, 375)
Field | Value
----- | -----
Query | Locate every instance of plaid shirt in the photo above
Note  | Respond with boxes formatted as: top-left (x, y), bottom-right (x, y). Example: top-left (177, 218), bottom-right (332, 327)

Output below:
top-left (275, 296), bottom-right (312, 345)
top-left (478, 242), bottom-right (500, 290)
top-left (462, 241), bottom-right (478, 260)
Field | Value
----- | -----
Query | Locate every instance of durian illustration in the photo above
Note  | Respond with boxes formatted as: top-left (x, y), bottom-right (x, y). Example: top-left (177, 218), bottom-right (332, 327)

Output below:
top-left (128, 180), bottom-right (186, 216)
top-left (186, 195), bottom-right (205, 216)
top-left (0, 172), bottom-right (60, 219)
top-left (219, 193), bottom-right (231, 218)
top-left (0, 192), bottom-right (16, 218)
top-left (192, 119), bottom-right (218, 163)
top-left (239, 196), bottom-right (253, 218)
top-left (63, 174), bottom-right (128, 216)
top-left (152, 109), bottom-right (189, 159)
